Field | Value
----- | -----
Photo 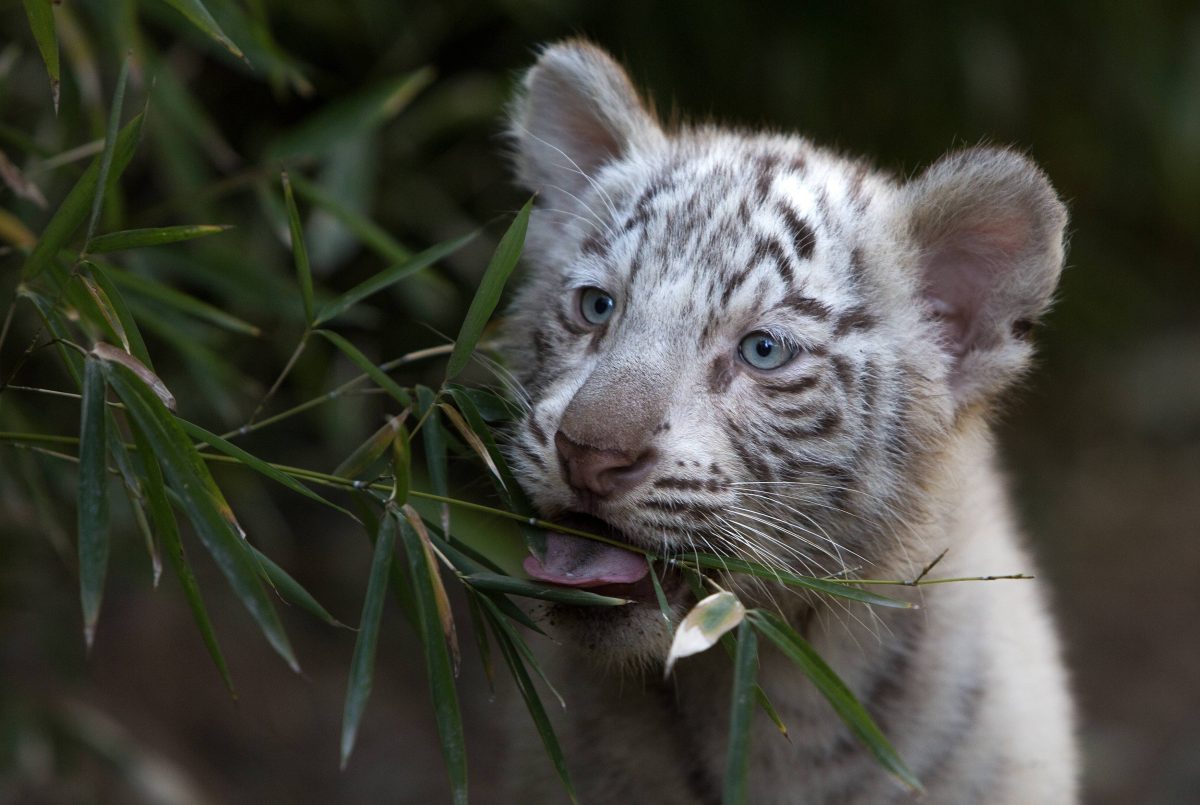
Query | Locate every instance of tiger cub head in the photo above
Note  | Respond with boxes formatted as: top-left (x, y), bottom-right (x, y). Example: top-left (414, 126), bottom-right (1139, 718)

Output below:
top-left (500, 40), bottom-right (1066, 666)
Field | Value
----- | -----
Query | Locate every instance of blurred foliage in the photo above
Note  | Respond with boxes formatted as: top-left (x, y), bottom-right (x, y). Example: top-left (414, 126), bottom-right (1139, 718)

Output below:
top-left (1, 1), bottom-right (1197, 804)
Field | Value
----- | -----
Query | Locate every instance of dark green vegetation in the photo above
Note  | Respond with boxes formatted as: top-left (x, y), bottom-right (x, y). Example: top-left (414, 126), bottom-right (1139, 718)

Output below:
top-left (1, 3), bottom-right (1196, 804)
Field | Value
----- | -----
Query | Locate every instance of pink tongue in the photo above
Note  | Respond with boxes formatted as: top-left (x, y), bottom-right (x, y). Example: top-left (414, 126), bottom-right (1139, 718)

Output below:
top-left (523, 532), bottom-right (649, 588)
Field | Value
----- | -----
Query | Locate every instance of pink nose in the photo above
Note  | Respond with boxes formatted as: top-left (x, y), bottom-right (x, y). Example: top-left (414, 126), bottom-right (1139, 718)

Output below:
top-left (555, 431), bottom-right (657, 499)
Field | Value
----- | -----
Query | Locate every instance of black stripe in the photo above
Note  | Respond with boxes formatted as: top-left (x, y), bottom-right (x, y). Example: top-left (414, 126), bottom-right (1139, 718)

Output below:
top-left (777, 202), bottom-right (817, 261)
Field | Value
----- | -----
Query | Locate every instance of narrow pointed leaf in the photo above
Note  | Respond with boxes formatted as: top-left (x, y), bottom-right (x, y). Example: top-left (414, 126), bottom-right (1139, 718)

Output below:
top-left (105, 419), bottom-right (161, 585)
top-left (21, 0), bottom-right (60, 111)
top-left (396, 512), bottom-right (467, 804)
top-left (129, 419), bottom-right (236, 696)
top-left (315, 329), bottom-right (411, 406)
top-left (431, 535), bottom-right (545, 634)
top-left (161, 0), bottom-right (246, 61)
top-left (281, 171), bottom-right (313, 324)
top-left (92, 343), bottom-right (175, 410)
top-left (402, 504), bottom-right (458, 674)
top-left (334, 411), bottom-right (408, 480)
top-left (78, 357), bottom-right (109, 649)
top-left (84, 262), bottom-right (153, 370)
top-left (23, 112), bottom-right (144, 279)
top-left (438, 402), bottom-right (503, 488)
top-left (464, 593), bottom-right (495, 693)
top-left (488, 610), bottom-right (578, 803)
top-left (723, 621), bottom-right (758, 805)
top-left (391, 422), bottom-right (411, 505)
top-left (87, 224), bottom-right (232, 253)
top-left (290, 173), bottom-right (411, 263)
top-left (340, 515), bottom-right (396, 769)
top-left (104, 362), bottom-right (299, 673)
top-left (446, 198), bottom-right (532, 379)
top-left (250, 546), bottom-right (346, 629)
top-left (465, 572), bottom-right (631, 607)
top-left (76, 275), bottom-right (130, 353)
top-left (105, 265), bottom-right (261, 336)
top-left (313, 230), bottom-right (476, 325)
top-left (268, 69), bottom-right (434, 160)
top-left (474, 591), bottom-right (563, 707)
top-left (416, 386), bottom-right (449, 536)
top-left (647, 556), bottom-right (673, 624)
top-left (748, 609), bottom-right (922, 793)
top-left (84, 54), bottom-right (131, 247)
top-left (178, 419), bottom-right (355, 520)
top-left (681, 553), bottom-right (911, 609)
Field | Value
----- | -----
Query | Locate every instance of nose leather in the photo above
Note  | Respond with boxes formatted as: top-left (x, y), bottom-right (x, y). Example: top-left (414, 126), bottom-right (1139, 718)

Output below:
top-left (555, 431), bottom-right (657, 499)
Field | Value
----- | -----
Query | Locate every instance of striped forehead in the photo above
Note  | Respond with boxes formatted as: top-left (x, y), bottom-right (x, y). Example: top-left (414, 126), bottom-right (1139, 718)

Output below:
top-left (587, 146), bottom-right (859, 319)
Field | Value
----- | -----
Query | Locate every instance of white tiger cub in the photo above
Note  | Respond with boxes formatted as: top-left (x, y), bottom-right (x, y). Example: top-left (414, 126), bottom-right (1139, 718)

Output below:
top-left (498, 40), bottom-right (1077, 803)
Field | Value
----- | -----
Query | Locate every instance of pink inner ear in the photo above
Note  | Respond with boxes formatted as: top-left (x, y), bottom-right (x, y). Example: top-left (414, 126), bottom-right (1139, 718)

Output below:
top-left (922, 216), bottom-right (1031, 355)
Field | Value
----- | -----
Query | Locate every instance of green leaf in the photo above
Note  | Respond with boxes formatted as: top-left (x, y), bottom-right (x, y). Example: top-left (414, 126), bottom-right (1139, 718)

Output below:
top-left (84, 54), bottom-right (131, 248)
top-left (748, 609), bottom-right (922, 793)
top-left (21, 0), bottom-right (59, 112)
top-left (647, 556), bottom-right (673, 625)
top-left (289, 173), bottom-right (411, 264)
top-left (391, 419), bottom-right (411, 505)
top-left (23, 112), bottom-right (144, 280)
top-left (444, 385), bottom-right (523, 423)
top-left (160, 0), bottom-right (246, 62)
top-left (105, 418), bottom-right (161, 586)
top-left (267, 69), bottom-right (434, 160)
top-left (486, 604), bottom-right (578, 804)
top-left (665, 590), bottom-right (746, 675)
top-left (84, 262), bottom-right (154, 371)
top-left (281, 171), bottom-right (314, 324)
top-left (723, 621), bottom-right (758, 805)
top-left (464, 572), bottom-right (631, 607)
top-left (340, 515), bottom-right (396, 769)
top-left (313, 230), bottom-right (476, 326)
top-left (250, 545), bottom-right (346, 629)
top-left (464, 593), bottom-right (495, 693)
top-left (334, 412), bottom-right (408, 481)
top-left (87, 224), bottom-right (233, 253)
top-left (681, 553), bottom-right (911, 609)
top-left (315, 329), bottom-right (411, 406)
top-left (416, 386), bottom-right (449, 535)
top-left (446, 198), bottom-right (532, 380)
top-left (397, 512), bottom-right (467, 805)
top-left (128, 419), bottom-right (236, 696)
top-left (78, 357), bottom-right (110, 649)
top-left (104, 361), bottom-right (299, 673)
top-left (473, 591), bottom-right (562, 706)
top-left (105, 264), bottom-right (261, 336)
top-left (178, 419), bottom-right (355, 520)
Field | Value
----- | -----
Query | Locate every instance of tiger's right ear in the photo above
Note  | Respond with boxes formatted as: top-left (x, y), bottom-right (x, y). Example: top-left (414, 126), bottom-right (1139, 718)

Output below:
top-left (509, 41), bottom-right (664, 214)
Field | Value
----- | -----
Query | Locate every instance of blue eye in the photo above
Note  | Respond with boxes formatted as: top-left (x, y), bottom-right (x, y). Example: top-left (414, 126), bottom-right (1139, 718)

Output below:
top-left (580, 287), bottom-right (615, 324)
top-left (738, 332), bottom-right (794, 370)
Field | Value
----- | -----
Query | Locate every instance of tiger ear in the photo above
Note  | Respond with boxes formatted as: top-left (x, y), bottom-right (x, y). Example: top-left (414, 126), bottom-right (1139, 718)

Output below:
top-left (905, 147), bottom-right (1068, 409)
top-left (508, 40), bottom-right (663, 213)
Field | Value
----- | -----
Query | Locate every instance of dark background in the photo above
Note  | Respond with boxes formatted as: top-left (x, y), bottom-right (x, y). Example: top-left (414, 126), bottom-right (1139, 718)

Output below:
top-left (1, 1), bottom-right (1197, 803)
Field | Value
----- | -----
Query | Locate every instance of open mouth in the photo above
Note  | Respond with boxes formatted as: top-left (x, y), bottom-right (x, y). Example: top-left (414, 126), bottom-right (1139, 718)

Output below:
top-left (523, 513), bottom-right (663, 601)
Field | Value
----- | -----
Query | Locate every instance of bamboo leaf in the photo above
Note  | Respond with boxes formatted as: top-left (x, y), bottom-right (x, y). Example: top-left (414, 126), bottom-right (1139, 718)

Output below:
top-left (268, 69), bottom-right (434, 160)
top-left (748, 609), bottom-right (922, 793)
top-left (105, 264), bottom-right (261, 337)
top-left (334, 411), bottom-right (408, 481)
top-left (464, 593), bottom-right (495, 693)
top-left (391, 419), bottom-right (411, 505)
top-left (446, 197), bottom-right (532, 380)
top-left (464, 572), bottom-right (631, 607)
top-left (23, 112), bottom-right (144, 280)
top-left (281, 171), bottom-right (314, 324)
top-left (91, 343), bottom-right (175, 411)
top-left (438, 402), bottom-right (503, 489)
top-left (340, 515), bottom-right (396, 769)
top-left (84, 54), bottom-right (131, 248)
top-left (290, 173), bottom-right (410, 264)
top-left (250, 545), bottom-right (347, 629)
top-left (76, 274), bottom-right (130, 353)
top-left (315, 329), bottom-right (411, 406)
top-left (416, 386), bottom-right (449, 536)
top-left (178, 419), bottom-right (355, 520)
top-left (402, 504), bottom-right (458, 674)
top-left (487, 606), bottom-right (578, 803)
top-left (723, 621), bottom-right (758, 805)
top-left (681, 553), bottom-right (911, 610)
top-left (21, 0), bottom-right (60, 112)
top-left (160, 0), bottom-right (246, 62)
top-left (313, 230), bottom-right (476, 326)
top-left (128, 419), bottom-right (236, 696)
top-left (473, 591), bottom-right (562, 707)
top-left (396, 512), bottom-right (467, 804)
top-left (105, 419), bottom-right (161, 586)
top-left (78, 357), bottom-right (109, 649)
top-left (665, 591), bottom-right (746, 675)
top-left (84, 262), bottom-right (153, 370)
top-left (647, 556), bottom-right (673, 625)
top-left (104, 361), bottom-right (299, 673)
top-left (87, 224), bottom-right (232, 253)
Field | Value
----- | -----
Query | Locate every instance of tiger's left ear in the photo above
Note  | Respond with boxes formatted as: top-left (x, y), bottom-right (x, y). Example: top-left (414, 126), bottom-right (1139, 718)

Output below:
top-left (904, 147), bottom-right (1068, 409)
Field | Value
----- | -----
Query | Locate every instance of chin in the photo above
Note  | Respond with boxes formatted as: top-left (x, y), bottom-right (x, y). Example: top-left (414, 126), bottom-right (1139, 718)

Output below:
top-left (539, 600), bottom-right (677, 675)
